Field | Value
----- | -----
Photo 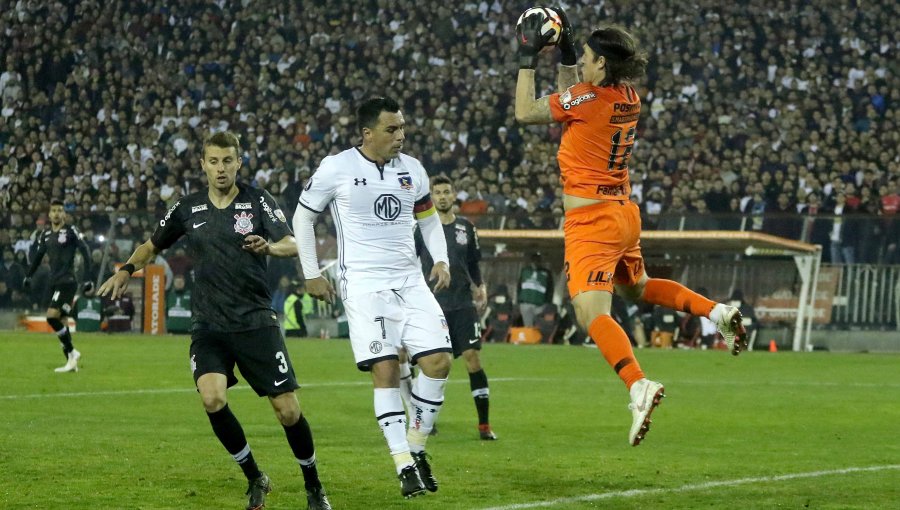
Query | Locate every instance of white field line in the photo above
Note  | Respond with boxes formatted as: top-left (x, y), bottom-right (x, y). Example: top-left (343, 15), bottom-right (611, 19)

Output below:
top-left (3, 375), bottom-right (897, 400)
top-left (480, 464), bottom-right (900, 510)
top-left (0, 376), bottom-right (553, 400)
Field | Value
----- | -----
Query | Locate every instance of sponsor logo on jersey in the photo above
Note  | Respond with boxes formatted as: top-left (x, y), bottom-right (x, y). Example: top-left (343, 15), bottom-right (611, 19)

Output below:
top-left (586, 270), bottom-right (614, 285)
top-left (258, 196), bottom-right (276, 222)
top-left (233, 211), bottom-right (254, 235)
top-left (561, 91), bottom-right (597, 110)
top-left (369, 341), bottom-right (383, 354)
top-left (373, 194), bottom-right (402, 221)
top-left (234, 202), bottom-right (252, 209)
top-left (304, 177), bottom-right (313, 191)
top-left (190, 354), bottom-right (197, 373)
top-left (274, 209), bottom-right (287, 222)
top-left (191, 204), bottom-right (208, 213)
top-left (398, 176), bottom-right (413, 189)
top-left (354, 178), bottom-right (367, 186)
top-left (614, 102), bottom-right (639, 113)
top-left (159, 200), bottom-right (180, 227)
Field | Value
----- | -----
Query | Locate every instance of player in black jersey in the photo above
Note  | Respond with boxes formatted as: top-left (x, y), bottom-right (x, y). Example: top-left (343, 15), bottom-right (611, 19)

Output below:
top-left (98, 132), bottom-right (332, 510)
top-left (415, 175), bottom-right (497, 440)
top-left (23, 199), bottom-right (93, 373)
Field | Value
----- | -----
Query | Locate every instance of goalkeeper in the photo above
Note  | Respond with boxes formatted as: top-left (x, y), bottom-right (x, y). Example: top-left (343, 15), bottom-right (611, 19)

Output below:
top-left (514, 7), bottom-right (748, 446)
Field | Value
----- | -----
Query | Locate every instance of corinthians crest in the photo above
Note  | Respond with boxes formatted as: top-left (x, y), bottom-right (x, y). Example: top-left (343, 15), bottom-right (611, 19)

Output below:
top-left (233, 211), bottom-right (254, 235)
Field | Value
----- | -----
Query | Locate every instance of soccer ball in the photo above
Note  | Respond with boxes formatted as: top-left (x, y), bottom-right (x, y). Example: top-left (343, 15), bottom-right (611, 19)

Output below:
top-left (516, 6), bottom-right (563, 46)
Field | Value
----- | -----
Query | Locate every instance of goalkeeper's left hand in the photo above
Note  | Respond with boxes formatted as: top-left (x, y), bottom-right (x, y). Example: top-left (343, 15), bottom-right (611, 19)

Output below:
top-left (555, 6), bottom-right (577, 66)
top-left (516, 13), bottom-right (553, 69)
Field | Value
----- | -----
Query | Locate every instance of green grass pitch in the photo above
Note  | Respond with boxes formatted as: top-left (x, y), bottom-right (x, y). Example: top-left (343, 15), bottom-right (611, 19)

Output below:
top-left (1, 332), bottom-right (898, 509)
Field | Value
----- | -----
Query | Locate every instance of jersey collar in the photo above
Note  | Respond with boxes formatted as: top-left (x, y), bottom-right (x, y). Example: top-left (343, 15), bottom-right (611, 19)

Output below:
top-left (355, 146), bottom-right (397, 180)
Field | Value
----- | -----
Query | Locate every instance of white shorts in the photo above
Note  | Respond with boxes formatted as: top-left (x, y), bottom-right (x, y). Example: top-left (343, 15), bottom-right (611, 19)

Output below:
top-left (343, 284), bottom-right (452, 371)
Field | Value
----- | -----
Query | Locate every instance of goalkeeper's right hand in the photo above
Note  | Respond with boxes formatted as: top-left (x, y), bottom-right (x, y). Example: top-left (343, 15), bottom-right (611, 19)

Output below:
top-left (516, 13), bottom-right (553, 69)
top-left (555, 6), bottom-right (577, 66)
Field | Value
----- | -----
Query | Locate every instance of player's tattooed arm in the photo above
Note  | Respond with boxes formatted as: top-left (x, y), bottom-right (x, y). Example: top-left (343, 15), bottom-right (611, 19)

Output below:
top-left (515, 69), bottom-right (554, 124)
top-left (557, 64), bottom-right (579, 93)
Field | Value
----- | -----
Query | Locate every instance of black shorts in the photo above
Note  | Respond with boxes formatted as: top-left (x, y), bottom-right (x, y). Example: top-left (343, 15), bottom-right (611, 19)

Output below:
top-left (48, 282), bottom-right (78, 316)
top-left (445, 307), bottom-right (482, 358)
top-left (190, 326), bottom-right (300, 397)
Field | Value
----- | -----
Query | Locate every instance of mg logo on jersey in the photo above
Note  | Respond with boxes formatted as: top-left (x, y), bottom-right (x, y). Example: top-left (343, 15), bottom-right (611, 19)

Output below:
top-left (233, 211), bottom-right (254, 235)
top-left (373, 194), bottom-right (402, 221)
top-left (369, 341), bottom-right (383, 354)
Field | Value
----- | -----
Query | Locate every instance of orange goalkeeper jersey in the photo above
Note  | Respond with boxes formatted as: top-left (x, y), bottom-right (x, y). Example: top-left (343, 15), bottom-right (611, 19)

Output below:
top-left (549, 82), bottom-right (641, 201)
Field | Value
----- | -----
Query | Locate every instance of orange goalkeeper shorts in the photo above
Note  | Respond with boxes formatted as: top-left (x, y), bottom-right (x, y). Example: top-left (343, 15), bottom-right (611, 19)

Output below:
top-left (563, 199), bottom-right (645, 297)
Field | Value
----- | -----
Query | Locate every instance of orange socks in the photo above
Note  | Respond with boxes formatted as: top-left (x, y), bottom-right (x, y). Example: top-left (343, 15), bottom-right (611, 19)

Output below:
top-left (587, 279), bottom-right (714, 389)
top-left (589, 315), bottom-right (644, 389)
top-left (642, 278), bottom-right (715, 317)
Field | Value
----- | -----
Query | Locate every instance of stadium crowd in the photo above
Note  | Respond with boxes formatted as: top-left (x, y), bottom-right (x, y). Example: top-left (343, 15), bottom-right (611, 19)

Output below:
top-left (1, 0), bottom-right (898, 311)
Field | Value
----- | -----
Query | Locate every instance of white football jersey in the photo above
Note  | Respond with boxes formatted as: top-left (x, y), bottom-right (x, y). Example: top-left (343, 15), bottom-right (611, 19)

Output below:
top-left (299, 147), bottom-right (433, 299)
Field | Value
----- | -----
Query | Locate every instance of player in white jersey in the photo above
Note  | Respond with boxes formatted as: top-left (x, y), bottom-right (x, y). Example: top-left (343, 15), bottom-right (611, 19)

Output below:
top-left (293, 97), bottom-right (452, 499)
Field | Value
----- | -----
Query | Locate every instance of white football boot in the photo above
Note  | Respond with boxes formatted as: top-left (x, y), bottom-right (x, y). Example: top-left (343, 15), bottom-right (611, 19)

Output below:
top-left (628, 378), bottom-right (665, 446)
top-left (54, 349), bottom-right (81, 373)
top-left (713, 304), bottom-right (749, 355)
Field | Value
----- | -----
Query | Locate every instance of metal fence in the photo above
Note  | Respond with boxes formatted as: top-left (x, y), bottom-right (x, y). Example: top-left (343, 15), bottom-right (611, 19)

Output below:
top-left (830, 264), bottom-right (900, 330)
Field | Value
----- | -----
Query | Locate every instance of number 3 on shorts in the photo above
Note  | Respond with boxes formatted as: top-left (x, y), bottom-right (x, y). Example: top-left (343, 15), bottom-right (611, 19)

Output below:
top-left (275, 351), bottom-right (288, 374)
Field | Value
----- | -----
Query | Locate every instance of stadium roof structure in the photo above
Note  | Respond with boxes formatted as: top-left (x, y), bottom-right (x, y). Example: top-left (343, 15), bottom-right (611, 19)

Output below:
top-left (479, 229), bottom-right (822, 351)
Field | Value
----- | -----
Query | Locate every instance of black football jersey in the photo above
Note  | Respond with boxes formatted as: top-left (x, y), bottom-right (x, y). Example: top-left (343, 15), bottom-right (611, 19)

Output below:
top-left (416, 217), bottom-right (483, 311)
top-left (151, 184), bottom-right (292, 332)
top-left (27, 225), bottom-right (91, 284)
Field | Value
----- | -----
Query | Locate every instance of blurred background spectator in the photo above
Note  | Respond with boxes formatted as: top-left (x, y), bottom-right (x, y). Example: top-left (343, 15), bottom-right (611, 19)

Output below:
top-left (0, 0), bottom-right (897, 316)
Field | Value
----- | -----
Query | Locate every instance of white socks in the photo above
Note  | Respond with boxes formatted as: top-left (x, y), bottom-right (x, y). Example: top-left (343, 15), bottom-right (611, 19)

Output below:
top-left (374, 387), bottom-right (413, 473)
top-left (407, 372), bottom-right (446, 453)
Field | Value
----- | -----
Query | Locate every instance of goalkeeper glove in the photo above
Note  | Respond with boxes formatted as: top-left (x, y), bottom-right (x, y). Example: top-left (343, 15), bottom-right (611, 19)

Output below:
top-left (516, 13), bottom-right (552, 69)
top-left (555, 6), bottom-right (578, 66)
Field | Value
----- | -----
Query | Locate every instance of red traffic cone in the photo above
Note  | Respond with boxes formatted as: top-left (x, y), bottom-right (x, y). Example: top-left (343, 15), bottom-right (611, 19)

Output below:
top-left (768, 340), bottom-right (778, 352)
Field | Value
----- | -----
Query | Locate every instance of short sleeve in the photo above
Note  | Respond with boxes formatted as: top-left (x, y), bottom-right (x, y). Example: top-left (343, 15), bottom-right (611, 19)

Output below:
top-left (298, 157), bottom-right (338, 213)
top-left (550, 83), bottom-right (599, 124)
top-left (151, 199), bottom-right (187, 250)
top-left (258, 189), bottom-right (293, 241)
